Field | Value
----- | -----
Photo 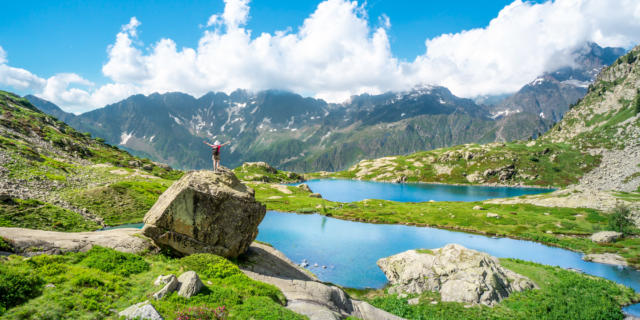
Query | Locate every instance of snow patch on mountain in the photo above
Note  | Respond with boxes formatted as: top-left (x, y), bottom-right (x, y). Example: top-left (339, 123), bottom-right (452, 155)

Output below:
top-left (120, 131), bottom-right (134, 145)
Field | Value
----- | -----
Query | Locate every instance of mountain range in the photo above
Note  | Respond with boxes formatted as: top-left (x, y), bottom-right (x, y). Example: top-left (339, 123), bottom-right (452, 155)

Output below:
top-left (26, 43), bottom-right (625, 172)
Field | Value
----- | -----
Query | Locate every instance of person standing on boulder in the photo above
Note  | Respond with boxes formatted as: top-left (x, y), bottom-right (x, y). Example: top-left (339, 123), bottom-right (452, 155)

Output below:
top-left (203, 140), bottom-right (230, 172)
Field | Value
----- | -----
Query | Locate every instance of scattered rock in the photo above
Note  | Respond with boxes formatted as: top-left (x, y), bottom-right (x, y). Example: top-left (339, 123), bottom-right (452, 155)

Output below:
top-left (142, 164), bottom-right (154, 171)
top-left (242, 162), bottom-right (277, 174)
top-left (45, 283), bottom-right (55, 288)
top-left (590, 231), bottom-right (623, 244)
top-left (377, 244), bottom-right (537, 306)
top-left (486, 212), bottom-right (500, 218)
top-left (153, 274), bottom-right (175, 286)
top-left (583, 253), bottom-right (628, 266)
top-left (177, 271), bottom-right (203, 298)
top-left (472, 206), bottom-right (485, 210)
top-left (546, 230), bottom-right (553, 234)
top-left (119, 301), bottom-right (163, 320)
top-left (309, 193), bottom-right (322, 198)
top-left (543, 212), bottom-right (550, 216)
top-left (152, 161), bottom-right (172, 171)
top-left (142, 169), bottom-right (266, 258)
top-left (152, 275), bottom-right (179, 300)
top-left (465, 172), bottom-right (484, 183)
top-left (298, 183), bottom-right (313, 193)
top-left (408, 298), bottom-right (420, 305)
top-left (267, 196), bottom-right (282, 200)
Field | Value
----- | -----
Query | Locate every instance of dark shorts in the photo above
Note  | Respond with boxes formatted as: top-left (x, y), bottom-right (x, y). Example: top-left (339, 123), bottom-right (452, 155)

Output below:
top-left (213, 154), bottom-right (220, 161)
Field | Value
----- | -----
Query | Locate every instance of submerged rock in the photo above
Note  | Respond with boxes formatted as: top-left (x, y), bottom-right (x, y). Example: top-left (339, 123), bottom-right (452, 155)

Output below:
top-left (590, 231), bottom-right (623, 244)
top-left (142, 169), bottom-right (266, 258)
top-left (241, 242), bottom-right (405, 320)
top-left (377, 244), bottom-right (537, 306)
top-left (583, 253), bottom-right (628, 266)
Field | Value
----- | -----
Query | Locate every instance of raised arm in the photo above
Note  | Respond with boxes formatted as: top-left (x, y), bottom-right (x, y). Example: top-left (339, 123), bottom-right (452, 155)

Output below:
top-left (222, 141), bottom-right (231, 146)
top-left (203, 141), bottom-right (213, 147)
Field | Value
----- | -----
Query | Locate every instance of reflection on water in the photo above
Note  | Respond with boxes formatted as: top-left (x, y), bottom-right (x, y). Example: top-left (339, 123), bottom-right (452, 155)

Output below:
top-left (293, 179), bottom-right (555, 203)
top-left (257, 210), bottom-right (640, 315)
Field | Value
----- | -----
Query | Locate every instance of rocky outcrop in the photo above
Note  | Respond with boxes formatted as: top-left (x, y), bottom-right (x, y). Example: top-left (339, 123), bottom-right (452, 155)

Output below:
top-left (152, 275), bottom-right (179, 300)
top-left (241, 242), bottom-right (405, 320)
top-left (142, 169), bottom-right (266, 258)
top-left (298, 183), bottom-right (313, 193)
top-left (590, 231), bottom-right (623, 243)
top-left (583, 253), bottom-right (628, 266)
top-left (0, 227), bottom-right (154, 255)
top-left (377, 244), bottom-right (537, 306)
top-left (119, 301), bottom-right (163, 320)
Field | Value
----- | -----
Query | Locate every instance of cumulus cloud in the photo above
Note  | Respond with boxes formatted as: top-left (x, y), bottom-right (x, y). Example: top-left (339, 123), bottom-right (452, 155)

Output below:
top-left (1, 0), bottom-right (640, 113)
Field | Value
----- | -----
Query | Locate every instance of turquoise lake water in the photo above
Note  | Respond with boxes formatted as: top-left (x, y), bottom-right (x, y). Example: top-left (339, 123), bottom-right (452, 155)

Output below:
top-left (293, 179), bottom-right (555, 202)
top-left (106, 179), bottom-right (638, 315)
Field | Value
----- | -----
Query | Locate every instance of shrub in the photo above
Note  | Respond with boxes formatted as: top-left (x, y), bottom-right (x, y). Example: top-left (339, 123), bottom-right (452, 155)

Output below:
top-left (180, 254), bottom-right (242, 279)
top-left (607, 204), bottom-right (635, 235)
top-left (0, 265), bottom-right (44, 312)
top-left (176, 305), bottom-right (228, 320)
top-left (80, 246), bottom-right (149, 276)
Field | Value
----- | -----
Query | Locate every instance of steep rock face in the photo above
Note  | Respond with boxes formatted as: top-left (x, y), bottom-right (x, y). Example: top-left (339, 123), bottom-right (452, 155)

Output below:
top-left (377, 244), bottom-right (537, 306)
top-left (142, 169), bottom-right (265, 258)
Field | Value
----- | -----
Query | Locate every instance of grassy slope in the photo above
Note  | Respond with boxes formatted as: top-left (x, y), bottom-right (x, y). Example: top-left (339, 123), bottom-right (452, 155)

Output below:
top-left (252, 183), bottom-right (640, 267)
top-left (347, 259), bottom-right (638, 320)
top-left (0, 247), bottom-right (303, 320)
top-left (312, 141), bottom-right (599, 188)
top-left (0, 90), bottom-right (183, 229)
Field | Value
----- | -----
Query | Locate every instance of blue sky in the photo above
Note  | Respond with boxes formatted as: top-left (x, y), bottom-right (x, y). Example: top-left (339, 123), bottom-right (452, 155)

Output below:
top-left (1, 0), bottom-right (521, 84)
top-left (0, 0), bottom-right (638, 113)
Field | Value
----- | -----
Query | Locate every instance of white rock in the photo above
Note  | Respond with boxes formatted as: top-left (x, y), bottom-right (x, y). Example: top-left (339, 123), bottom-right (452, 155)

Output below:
top-left (377, 244), bottom-right (537, 306)
top-left (590, 231), bottom-right (623, 243)
top-left (152, 275), bottom-right (179, 300)
top-left (408, 297), bottom-right (420, 305)
top-left (486, 212), bottom-right (500, 218)
top-left (119, 301), bottom-right (163, 320)
top-left (177, 271), bottom-right (204, 298)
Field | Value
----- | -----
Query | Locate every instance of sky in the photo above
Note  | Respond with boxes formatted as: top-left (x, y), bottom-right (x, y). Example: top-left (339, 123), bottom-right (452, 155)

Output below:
top-left (1, 0), bottom-right (639, 114)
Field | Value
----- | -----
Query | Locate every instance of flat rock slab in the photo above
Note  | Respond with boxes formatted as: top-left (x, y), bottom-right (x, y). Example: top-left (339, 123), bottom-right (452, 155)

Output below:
top-left (0, 227), bottom-right (154, 255)
top-left (241, 242), bottom-right (405, 320)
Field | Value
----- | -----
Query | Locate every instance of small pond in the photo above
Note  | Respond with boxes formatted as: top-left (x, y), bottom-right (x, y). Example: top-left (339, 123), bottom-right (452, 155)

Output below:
top-left (293, 179), bottom-right (554, 203)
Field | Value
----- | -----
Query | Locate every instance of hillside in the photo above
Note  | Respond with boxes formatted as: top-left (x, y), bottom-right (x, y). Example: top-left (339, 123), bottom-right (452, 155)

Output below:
top-left (322, 45), bottom-right (640, 221)
top-left (0, 91), bottom-right (182, 229)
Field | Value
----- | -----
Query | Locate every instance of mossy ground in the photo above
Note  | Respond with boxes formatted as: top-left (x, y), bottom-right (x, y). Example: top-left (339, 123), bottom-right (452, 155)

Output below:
top-left (0, 247), bottom-right (303, 320)
top-left (346, 259), bottom-right (639, 320)
top-left (0, 198), bottom-right (100, 232)
top-left (252, 183), bottom-right (640, 268)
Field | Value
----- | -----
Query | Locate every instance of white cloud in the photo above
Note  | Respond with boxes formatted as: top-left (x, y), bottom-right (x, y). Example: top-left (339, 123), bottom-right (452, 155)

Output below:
top-left (0, 46), bottom-right (6, 64)
top-left (1, 0), bottom-right (640, 113)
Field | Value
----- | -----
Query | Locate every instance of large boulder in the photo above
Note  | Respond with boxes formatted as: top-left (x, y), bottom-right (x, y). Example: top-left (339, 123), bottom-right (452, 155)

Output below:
top-left (590, 231), bottom-right (623, 243)
top-left (377, 244), bottom-right (537, 306)
top-left (142, 169), bottom-right (266, 258)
